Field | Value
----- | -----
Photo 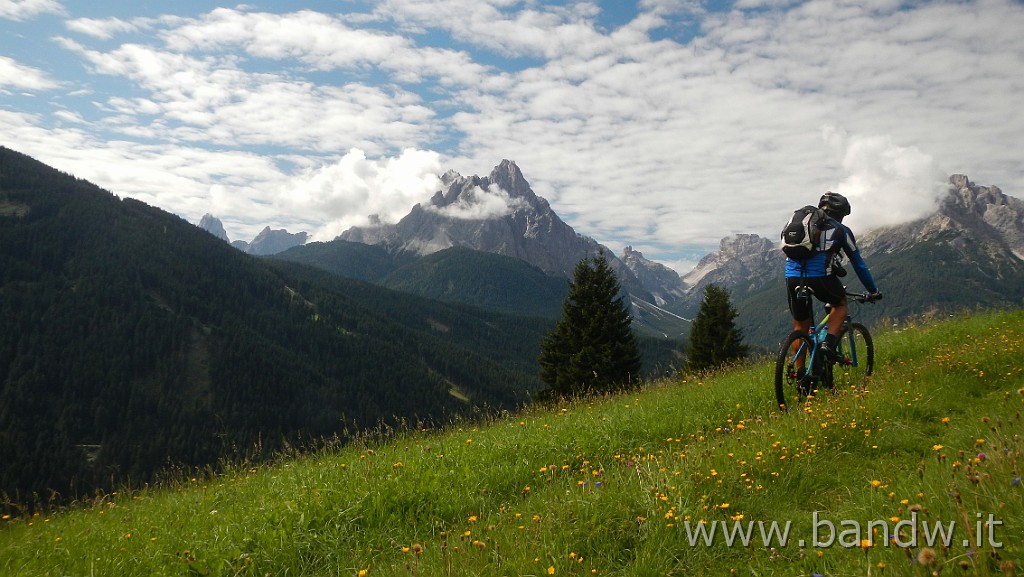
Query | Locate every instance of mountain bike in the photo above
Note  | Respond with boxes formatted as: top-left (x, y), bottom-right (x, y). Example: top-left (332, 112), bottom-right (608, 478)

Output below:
top-left (774, 287), bottom-right (877, 410)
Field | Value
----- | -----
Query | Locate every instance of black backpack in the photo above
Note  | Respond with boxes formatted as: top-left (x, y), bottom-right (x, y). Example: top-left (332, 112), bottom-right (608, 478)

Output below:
top-left (781, 206), bottom-right (827, 260)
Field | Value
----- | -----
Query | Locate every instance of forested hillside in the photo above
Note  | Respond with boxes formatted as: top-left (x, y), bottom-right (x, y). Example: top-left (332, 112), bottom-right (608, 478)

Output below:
top-left (0, 147), bottom-right (553, 503)
top-left (275, 243), bottom-right (569, 318)
top-left (273, 243), bottom-right (682, 369)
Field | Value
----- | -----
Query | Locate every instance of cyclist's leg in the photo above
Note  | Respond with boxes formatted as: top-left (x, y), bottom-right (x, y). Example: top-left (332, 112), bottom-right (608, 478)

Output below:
top-left (817, 275), bottom-right (848, 342)
top-left (786, 278), bottom-right (812, 373)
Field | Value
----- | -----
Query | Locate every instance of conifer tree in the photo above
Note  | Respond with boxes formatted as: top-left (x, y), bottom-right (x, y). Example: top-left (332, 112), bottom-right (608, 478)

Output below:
top-left (685, 284), bottom-right (749, 372)
top-left (538, 252), bottom-right (642, 397)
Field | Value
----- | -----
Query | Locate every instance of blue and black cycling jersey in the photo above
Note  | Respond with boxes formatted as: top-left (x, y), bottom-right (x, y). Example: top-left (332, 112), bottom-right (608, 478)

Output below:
top-left (784, 218), bottom-right (878, 294)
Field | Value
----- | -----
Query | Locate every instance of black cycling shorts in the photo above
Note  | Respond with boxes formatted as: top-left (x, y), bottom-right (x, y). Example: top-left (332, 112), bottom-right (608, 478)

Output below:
top-left (787, 276), bottom-right (847, 322)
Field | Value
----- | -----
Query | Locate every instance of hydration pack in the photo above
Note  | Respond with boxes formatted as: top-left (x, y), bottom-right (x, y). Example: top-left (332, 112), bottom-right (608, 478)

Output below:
top-left (781, 206), bottom-right (827, 260)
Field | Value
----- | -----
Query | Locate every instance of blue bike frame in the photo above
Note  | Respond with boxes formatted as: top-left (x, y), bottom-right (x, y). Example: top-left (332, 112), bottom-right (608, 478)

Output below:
top-left (793, 291), bottom-right (864, 372)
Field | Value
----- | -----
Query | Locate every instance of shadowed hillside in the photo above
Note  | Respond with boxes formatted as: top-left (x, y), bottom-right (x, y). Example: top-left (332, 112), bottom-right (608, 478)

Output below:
top-left (0, 147), bottom-right (552, 502)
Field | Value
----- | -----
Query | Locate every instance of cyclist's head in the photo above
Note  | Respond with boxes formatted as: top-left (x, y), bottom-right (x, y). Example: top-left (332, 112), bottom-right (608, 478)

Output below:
top-left (819, 191), bottom-right (851, 221)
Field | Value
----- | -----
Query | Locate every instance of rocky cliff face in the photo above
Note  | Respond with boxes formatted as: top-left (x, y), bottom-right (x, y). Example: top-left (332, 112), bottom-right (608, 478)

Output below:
top-left (196, 214), bottom-right (308, 255)
top-left (860, 174), bottom-right (1024, 264)
top-left (244, 227), bottom-right (309, 256)
top-left (198, 214), bottom-right (229, 241)
top-left (342, 160), bottom-right (591, 276)
top-left (620, 246), bottom-right (685, 306)
top-left (682, 234), bottom-right (779, 297)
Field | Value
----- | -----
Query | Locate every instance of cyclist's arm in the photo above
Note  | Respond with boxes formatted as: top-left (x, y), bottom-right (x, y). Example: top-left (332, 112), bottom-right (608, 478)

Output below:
top-left (840, 226), bottom-right (879, 294)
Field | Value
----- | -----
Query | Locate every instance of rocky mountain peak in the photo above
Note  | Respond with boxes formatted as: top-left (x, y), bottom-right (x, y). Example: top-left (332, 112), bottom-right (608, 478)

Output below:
top-left (678, 233), bottom-right (780, 314)
top-left (620, 246), bottom-right (684, 306)
top-left (196, 214), bottom-right (309, 255)
top-left (861, 175), bottom-right (1024, 259)
top-left (198, 213), bottom-right (229, 241)
top-left (946, 175), bottom-right (1024, 252)
top-left (488, 160), bottom-right (533, 198)
top-left (244, 226), bottom-right (308, 256)
top-left (684, 234), bottom-right (776, 284)
top-left (337, 160), bottom-right (654, 300)
top-left (719, 234), bottom-right (776, 260)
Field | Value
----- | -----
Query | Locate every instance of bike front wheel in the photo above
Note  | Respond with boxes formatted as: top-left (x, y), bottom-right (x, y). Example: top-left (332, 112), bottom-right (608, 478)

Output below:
top-left (832, 322), bottom-right (874, 390)
top-left (775, 331), bottom-right (813, 410)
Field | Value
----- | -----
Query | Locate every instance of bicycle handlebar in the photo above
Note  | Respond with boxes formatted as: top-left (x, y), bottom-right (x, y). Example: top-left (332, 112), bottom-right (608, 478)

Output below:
top-left (796, 285), bottom-right (882, 304)
top-left (846, 291), bottom-right (882, 304)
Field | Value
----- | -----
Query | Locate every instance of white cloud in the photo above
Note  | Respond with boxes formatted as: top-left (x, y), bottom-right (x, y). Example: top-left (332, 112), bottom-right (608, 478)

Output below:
top-left (56, 35), bottom-right (438, 154)
top-left (823, 128), bottom-right (948, 233)
top-left (0, 55), bottom-right (58, 91)
top-left (0, 0), bottom-right (64, 21)
top-left (282, 148), bottom-right (443, 242)
top-left (65, 16), bottom-right (149, 39)
top-left (0, 109), bottom-right (442, 243)
top-left (436, 0), bottom-right (1024, 263)
top-left (426, 183), bottom-right (526, 221)
top-left (159, 8), bottom-right (489, 85)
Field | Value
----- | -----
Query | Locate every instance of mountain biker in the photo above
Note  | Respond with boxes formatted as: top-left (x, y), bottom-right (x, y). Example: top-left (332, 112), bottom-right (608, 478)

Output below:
top-left (785, 192), bottom-right (882, 364)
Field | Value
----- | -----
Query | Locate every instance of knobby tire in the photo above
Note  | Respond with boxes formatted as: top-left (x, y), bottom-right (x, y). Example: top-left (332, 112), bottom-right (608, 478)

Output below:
top-left (775, 330), bottom-right (813, 411)
top-left (832, 322), bottom-right (874, 390)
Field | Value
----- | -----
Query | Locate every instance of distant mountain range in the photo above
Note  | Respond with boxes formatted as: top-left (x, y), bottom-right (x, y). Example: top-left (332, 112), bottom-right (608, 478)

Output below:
top-left (224, 161), bottom-right (692, 338)
top-left (199, 214), bottom-right (309, 255)
top-left (234, 161), bottom-right (1023, 347)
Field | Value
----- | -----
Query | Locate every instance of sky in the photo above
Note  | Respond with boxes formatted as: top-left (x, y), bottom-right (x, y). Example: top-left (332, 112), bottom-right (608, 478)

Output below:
top-left (2, 0), bottom-right (1022, 273)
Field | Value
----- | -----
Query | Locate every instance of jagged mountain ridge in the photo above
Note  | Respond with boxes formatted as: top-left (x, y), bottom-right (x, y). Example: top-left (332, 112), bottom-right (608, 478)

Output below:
top-left (197, 214), bottom-right (309, 255)
top-left (860, 175), bottom-right (1024, 260)
top-left (679, 234), bottom-right (778, 311)
top-left (204, 161), bottom-right (687, 318)
top-left (678, 175), bottom-right (1023, 298)
top-left (684, 175), bottom-right (1024, 348)
top-left (342, 161), bottom-right (588, 275)
top-left (339, 159), bottom-right (667, 305)
top-left (244, 226), bottom-right (309, 255)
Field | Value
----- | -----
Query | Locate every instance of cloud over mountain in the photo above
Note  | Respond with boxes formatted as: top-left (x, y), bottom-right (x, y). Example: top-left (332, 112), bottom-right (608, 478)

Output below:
top-left (425, 184), bottom-right (527, 221)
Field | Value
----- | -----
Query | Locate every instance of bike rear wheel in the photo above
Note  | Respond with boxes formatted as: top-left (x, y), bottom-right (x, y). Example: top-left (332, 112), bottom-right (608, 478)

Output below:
top-left (775, 331), bottom-right (813, 410)
top-left (832, 322), bottom-right (874, 390)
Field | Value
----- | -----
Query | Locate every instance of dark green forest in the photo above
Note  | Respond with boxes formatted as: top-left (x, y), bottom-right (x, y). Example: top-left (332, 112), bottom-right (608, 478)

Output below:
top-left (0, 147), bottom-right (563, 505)
top-left (277, 243), bottom-right (569, 318)
top-left (275, 237), bottom-right (682, 372)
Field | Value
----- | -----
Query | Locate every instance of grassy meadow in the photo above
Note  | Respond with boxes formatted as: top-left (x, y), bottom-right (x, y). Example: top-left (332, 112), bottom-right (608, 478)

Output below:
top-left (2, 309), bottom-right (1022, 576)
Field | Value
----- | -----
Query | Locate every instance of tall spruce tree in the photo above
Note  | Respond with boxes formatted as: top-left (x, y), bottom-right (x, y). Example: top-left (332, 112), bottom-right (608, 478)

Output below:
top-left (685, 284), bottom-right (749, 372)
top-left (538, 252), bottom-right (642, 397)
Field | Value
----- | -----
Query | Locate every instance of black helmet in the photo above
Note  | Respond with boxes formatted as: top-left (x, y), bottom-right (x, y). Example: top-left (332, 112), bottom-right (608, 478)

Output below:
top-left (819, 191), bottom-right (851, 219)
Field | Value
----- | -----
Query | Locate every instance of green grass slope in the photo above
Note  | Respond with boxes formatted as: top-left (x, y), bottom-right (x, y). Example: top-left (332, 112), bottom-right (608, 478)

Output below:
top-left (2, 310), bottom-right (1022, 576)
